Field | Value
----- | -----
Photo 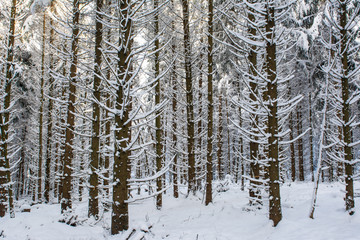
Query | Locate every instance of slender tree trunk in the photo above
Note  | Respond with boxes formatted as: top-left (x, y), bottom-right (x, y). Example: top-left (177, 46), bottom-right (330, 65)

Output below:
top-left (154, 0), bottom-right (163, 210)
top-left (217, 92), bottom-right (223, 180)
top-left (205, 0), bottom-right (214, 206)
top-left (336, 115), bottom-right (344, 179)
top-left (265, 1), bottom-right (282, 226)
top-left (56, 47), bottom-right (68, 203)
top-left (181, 0), bottom-right (196, 195)
top-left (247, 1), bottom-right (261, 205)
top-left (61, 0), bottom-right (80, 213)
top-left (196, 50), bottom-right (203, 191)
top-left (239, 109), bottom-right (244, 190)
top-left (0, 0), bottom-right (16, 218)
top-left (78, 92), bottom-right (86, 202)
top-left (37, 11), bottom-right (47, 203)
top-left (44, 1), bottom-right (56, 203)
top-left (296, 107), bottom-right (304, 181)
top-left (57, 74), bottom-right (67, 203)
top-left (339, 2), bottom-right (354, 214)
top-left (171, 15), bottom-right (178, 198)
top-left (18, 139), bottom-right (26, 199)
top-left (103, 0), bottom-right (112, 199)
top-left (289, 111), bottom-right (296, 182)
top-left (89, 0), bottom-right (104, 220)
top-left (308, 85), bottom-right (315, 182)
top-left (225, 93), bottom-right (231, 176)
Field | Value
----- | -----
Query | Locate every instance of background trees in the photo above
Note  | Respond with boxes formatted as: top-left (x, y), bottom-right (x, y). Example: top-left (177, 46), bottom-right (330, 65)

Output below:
top-left (0, 0), bottom-right (359, 235)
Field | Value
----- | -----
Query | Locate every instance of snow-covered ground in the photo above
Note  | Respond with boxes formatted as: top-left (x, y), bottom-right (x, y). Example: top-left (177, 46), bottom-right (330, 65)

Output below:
top-left (1, 182), bottom-right (359, 240)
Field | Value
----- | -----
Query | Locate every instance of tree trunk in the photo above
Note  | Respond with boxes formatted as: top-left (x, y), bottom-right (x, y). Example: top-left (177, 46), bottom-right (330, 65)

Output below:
top-left (111, 0), bottom-right (133, 234)
top-left (171, 10), bottom-right (178, 198)
top-left (61, 0), bottom-right (80, 213)
top-left (44, 0), bottom-right (56, 203)
top-left (103, 0), bottom-right (112, 199)
top-left (154, 0), bottom-right (163, 210)
top-left (181, 0), bottom-right (196, 195)
top-left (339, 2), bottom-right (354, 214)
top-left (217, 92), bottom-right (223, 180)
top-left (225, 93), bottom-right (231, 176)
top-left (247, 1), bottom-right (261, 205)
top-left (308, 84), bottom-right (314, 182)
top-left (37, 11), bottom-right (47, 203)
top-left (196, 48), bottom-right (203, 191)
top-left (89, 0), bottom-right (104, 220)
top-left (239, 109), bottom-right (244, 190)
top-left (265, 1), bottom-right (282, 226)
top-left (205, 0), bottom-right (214, 206)
top-left (0, 0), bottom-right (16, 218)
top-left (296, 107), bottom-right (304, 181)
top-left (56, 44), bottom-right (68, 203)
top-left (289, 111), bottom-right (296, 182)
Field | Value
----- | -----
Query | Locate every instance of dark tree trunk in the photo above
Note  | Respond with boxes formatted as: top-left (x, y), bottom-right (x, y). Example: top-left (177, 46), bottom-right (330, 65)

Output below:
top-left (265, 1), bottom-right (282, 226)
top-left (339, 2), bottom-right (354, 214)
top-left (0, 0), bottom-right (17, 218)
top-left (154, 0), bottom-right (163, 210)
top-left (205, 0), bottom-right (214, 206)
top-left (296, 107), bottom-right (304, 181)
top-left (61, 0), bottom-right (80, 213)
top-left (181, 0), bottom-right (196, 195)
top-left (89, 0), bottom-right (104, 220)
top-left (217, 93), bottom-right (223, 180)
top-left (111, 0), bottom-right (133, 234)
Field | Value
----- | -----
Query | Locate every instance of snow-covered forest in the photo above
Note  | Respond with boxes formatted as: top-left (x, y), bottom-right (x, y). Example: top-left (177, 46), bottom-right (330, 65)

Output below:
top-left (1, 0), bottom-right (360, 239)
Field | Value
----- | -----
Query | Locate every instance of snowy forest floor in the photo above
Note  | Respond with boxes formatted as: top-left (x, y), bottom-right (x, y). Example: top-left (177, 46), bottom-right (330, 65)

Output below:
top-left (1, 181), bottom-right (360, 240)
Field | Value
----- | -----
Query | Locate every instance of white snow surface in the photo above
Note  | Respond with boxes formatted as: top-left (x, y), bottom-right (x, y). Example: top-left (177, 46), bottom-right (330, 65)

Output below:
top-left (1, 182), bottom-right (360, 240)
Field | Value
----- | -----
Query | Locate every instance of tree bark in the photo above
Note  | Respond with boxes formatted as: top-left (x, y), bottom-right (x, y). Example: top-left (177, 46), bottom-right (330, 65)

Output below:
top-left (265, 1), bottom-right (282, 226)
top-left (111, 0), bottom-right (133, 234)
top-left (37, 11), bottom-right (47, 203)
top-left (61, 0), bottom-right (80, 213)
top-left (296, 107), bottom-right (304, 181)
top-left (339, 2), bottom-right (354, 214)
top-left (217, 92), bottom-right (223, 180)
top-left (89, 0), bottom-right (104, 220)
top-left (247, 1), bottom-right (261, 205)
top-left (181, 0), bottom-right (196, 195)
top-left (0, 0), bottom-right (17, 218)
top-left (154, 0), bottom-right (163, 210)
top-left (205, 0), bottom-right (214, 206)
top-left (287, 85), bottom-right (296, 183)
top-left (308, 87), bottom-right (314, 182)
top-left (171, 10), bottom-right (178, 198)
top-left (44, 0), bottom-right (56, 203)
